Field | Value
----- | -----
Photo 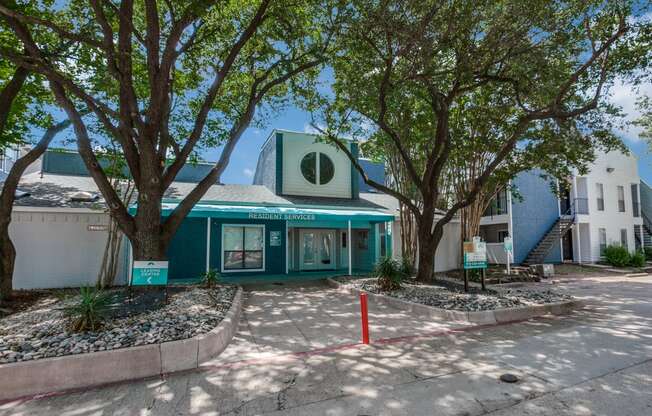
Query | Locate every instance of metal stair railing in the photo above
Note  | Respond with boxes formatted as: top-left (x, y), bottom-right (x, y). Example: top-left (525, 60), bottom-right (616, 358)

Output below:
top-left (524, 201), bottom-right (577, 264)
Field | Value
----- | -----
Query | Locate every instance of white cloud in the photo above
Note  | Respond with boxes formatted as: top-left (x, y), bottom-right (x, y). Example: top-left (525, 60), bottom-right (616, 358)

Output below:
top-left (243, 168), bottom-right (254, 178)
top-left (303, 122), bottom-right (323, 134)
top-left (609, 78), bottom-right (652, 143)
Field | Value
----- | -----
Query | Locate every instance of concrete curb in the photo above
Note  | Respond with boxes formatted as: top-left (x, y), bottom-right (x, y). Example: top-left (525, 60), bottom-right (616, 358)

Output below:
top-left (326, 278), bottom-right (583, 325)
top-left (0, 286), bottom-right (243, 402)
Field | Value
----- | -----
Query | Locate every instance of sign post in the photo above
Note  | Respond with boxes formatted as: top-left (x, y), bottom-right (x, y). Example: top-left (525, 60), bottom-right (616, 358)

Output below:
top-left (131, 261), bottom-right (169, 302)
top-left (463, 237), bottom-right (488, 291)
top-left (503, 237), bottom-right (513, 276)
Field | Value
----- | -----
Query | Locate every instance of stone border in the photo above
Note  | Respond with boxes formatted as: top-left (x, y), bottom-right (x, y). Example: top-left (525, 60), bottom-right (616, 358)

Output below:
top-left (0, 286), bottom-right (243, 402)
top-left (327, 278), bottom-right (583, 325)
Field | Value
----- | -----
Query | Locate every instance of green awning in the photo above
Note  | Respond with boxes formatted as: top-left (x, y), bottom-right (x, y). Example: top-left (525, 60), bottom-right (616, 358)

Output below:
top-left (158, 202), bottom-right (395, 222)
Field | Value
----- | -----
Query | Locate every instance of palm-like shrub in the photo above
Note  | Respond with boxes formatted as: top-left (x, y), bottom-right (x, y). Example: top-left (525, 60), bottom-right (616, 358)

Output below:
top-left (62, 286), bottom-right (112, 332)
top-left (399, 257), bottom-right (414, 277)
top-left (374, 257), bottom-right (404, 291)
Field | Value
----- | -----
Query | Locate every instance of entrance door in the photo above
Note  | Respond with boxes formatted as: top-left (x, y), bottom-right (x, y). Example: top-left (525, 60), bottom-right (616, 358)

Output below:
top-left (300, 229), bottom-right (336, 271)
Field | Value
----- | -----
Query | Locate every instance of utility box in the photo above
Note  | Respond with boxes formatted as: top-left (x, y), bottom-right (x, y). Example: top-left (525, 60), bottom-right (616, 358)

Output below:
top-left (531, 264), bottom-right (555, 278)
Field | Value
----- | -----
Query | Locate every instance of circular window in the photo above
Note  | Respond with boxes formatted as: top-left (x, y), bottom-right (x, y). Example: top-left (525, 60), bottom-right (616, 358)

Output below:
top-left (319, 153), bottom-right (334, 184)
top-left (300, 152), bottom-right (335, 185)
top-left (300, 152), bottom-right (317, 184)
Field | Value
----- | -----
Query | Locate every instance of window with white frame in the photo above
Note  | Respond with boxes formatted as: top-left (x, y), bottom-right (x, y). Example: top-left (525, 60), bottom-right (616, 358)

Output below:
top-left (596, 183), bottom-right (604, 211)
top-left (222, 225), bottom-right (264, 271)
top-left (617, 186), bottom-right (625, 212)
top-left (599, 228), bottom-right (607, 255)
top-left (620, 229), bottom-right (628, 249)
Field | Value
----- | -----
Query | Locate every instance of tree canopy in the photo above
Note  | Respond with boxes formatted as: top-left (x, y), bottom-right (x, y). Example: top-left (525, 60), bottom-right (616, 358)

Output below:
top-left (0, 0), bottom-right (344, 259)
top-left (310, 0), bottom-right (648, 280)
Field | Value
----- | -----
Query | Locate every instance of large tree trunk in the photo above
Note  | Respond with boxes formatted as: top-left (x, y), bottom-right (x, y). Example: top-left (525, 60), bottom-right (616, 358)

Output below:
top-left (414, 203), bottom-right (440, 282)
top-left (415, 234), bottom-right (435, 282)
top-left (132, 187), bottom-right (167, 260)
top-left (0, 225), bottom-right (15, 301)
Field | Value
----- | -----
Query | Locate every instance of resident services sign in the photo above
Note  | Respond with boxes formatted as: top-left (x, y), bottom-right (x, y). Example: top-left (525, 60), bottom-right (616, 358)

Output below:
top-left (132, 261), bottom-right (169, 286)
top-left (248, 212), bottom-right (316, 221)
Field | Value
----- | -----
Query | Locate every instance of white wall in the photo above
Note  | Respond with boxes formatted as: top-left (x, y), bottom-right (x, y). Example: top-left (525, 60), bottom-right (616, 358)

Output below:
top-left (576, 151), bottom-right (643, 262)
top-left (487, 243), bottom-right (509, 264)
top-left (282, 131), bottom-right (353, 198)
top-left (392, 219), bottom-right (461, 272)
top-left (10, 210), bottom-right (127, 289)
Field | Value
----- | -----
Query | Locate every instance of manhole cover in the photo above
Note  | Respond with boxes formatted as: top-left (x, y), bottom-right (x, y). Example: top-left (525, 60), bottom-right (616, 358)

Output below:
top-left (500, 373), bottom-right (519, 383)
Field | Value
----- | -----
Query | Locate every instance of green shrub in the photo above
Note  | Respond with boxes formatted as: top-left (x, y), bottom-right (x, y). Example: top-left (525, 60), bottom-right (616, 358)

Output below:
top-left (602, 245), bottom-right (630, 267)
top-left (201, 269), bottom-right (221, 288)
top-left (630, 251), bottom-right (646, 268)
top-left (374, 257), bottom-right (404, 291)
top-left (398, 257), bottom-right (414, 277)
top-left (645, 247), bottom-right (652, 261)
top-left (62, 286), bottom-right (112, 332)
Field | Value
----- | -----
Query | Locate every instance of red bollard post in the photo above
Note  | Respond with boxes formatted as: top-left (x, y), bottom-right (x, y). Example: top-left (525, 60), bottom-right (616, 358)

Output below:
top-left (360, 292), bottom-right (370, 344)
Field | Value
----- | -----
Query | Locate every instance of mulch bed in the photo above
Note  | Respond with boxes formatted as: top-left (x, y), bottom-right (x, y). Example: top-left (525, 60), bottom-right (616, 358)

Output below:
top-left (0, 285), bottom-right (236, 364)
top-left (337, 277), bottom-right (573, 312)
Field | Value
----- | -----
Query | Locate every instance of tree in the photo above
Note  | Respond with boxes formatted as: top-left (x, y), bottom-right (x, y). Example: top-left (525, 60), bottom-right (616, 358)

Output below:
top-left (0, 0), bottom-right (343, 261)
top-left (311, 0), bottom-right (641, 282)
top-left (0, 3), bottom-right (74, 300)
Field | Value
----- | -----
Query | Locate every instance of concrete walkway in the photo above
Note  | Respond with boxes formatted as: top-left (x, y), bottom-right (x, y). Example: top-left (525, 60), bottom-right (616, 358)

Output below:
top-left (2, 274), bottom-right (652, 415)
top-left (213, 281), bottom-right (467, 364)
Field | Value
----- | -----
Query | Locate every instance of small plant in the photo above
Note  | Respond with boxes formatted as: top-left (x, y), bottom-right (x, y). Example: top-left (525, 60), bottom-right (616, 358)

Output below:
top-left (374, 257), bottom-right (404, 291)
top-left (630, 251), bottom-right (646, 268)
top-left (201, 269), bottom-right (221, 288)
top-left (398, 257), bottom-right (414, 277)
top-left (62, 286), bottom-right (112, 332)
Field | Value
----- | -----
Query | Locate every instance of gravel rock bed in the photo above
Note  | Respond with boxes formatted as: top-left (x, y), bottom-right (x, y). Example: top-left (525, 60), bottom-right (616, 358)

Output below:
top-left (342, 278), bottom-right (573, 312)
top-left (0, 286), bottom-right (236, 364)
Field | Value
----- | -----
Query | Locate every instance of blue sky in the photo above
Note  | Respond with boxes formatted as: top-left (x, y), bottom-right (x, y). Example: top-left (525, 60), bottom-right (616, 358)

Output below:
top-left (203, 89), bottom-right (652, 186)
top-left (46, 78), bottom-right (652, 186)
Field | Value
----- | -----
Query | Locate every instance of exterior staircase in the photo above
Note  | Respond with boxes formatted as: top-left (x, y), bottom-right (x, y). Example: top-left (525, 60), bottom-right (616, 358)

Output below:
top-left (523, 217), bottom-right (574, 265)
top-left (643, 212), bottom-right (652, 248)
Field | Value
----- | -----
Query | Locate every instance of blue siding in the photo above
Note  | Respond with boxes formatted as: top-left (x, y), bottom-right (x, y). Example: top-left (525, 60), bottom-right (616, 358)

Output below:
top-left (511, 170), bottom-right (562, 264)
top-left (358, 159), bottom-right (385, 193)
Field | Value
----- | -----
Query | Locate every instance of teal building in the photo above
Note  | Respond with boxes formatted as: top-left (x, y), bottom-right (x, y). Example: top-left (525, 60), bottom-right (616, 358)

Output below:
top-left (159, 130), bottom-right (397, 283)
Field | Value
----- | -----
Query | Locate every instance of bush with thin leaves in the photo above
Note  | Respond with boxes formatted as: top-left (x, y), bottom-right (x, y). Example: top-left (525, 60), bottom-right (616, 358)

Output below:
top-left (645, 247), bottom-right (652, 261)
top-left (374, 257), bottom-right (404, 291)
top-left (62, 286), bottom-right (112, 332)
top-left (201, 269), bottom-right (221, 288)
top-left (399, 257), bottom-right (414, 277)
top-left (630, 251), bottom-right (646, 268)
top-left (602, 245), bottom-right (630, 267)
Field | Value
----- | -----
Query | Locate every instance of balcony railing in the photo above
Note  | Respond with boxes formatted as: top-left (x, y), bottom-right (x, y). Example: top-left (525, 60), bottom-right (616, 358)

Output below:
top-left (482, 203), bottom-right (509, 218)
top-left (574, 198), bottom-right (589, 215)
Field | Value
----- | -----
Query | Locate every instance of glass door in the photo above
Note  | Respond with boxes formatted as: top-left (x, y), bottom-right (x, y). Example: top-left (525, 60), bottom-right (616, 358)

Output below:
top-left (301, 230), bottom-right (317, 270)
top-left (300, 229), bottom-right (335, 271)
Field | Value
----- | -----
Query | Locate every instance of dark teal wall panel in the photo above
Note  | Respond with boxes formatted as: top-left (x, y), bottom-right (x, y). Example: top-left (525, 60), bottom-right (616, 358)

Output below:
top-left (166, 217), bottom-right (207, 281)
